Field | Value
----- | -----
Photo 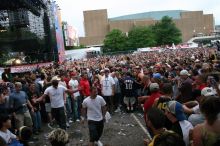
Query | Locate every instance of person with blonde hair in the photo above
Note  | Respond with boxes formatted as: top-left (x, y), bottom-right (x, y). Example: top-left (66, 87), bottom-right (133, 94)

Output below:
top-left (48, 128), bottom-right (69, 146)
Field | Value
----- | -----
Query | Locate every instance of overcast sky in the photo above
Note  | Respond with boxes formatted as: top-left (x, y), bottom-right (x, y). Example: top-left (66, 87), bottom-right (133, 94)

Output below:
top-left (56, 0), bottom-right (219, 37)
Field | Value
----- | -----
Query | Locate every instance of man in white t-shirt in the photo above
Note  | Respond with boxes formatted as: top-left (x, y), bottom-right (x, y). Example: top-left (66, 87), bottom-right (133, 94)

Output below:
top-left (36, 78), bottom-right (78, 130)
top-left (100, 68), bottom-right (115, 113)
top-left (68, 73), bottom-right (81, 121)
top-left (81, 87), bottom-right (106, 146)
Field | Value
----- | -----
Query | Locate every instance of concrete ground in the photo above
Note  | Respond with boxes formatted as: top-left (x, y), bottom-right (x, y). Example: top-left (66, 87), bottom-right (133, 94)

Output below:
top-left (28, 111), bottom-right (147, 146)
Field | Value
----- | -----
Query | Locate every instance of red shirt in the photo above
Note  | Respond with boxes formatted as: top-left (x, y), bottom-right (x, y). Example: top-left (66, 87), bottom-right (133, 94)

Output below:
top-left (79, 78), bottom-right (90, 97)
top-left (144, 91), bottom-right (162, 122)
top-left (64, 77), bottom-right (70, 89)
top-left (198, 84), bottom-right (207, 91)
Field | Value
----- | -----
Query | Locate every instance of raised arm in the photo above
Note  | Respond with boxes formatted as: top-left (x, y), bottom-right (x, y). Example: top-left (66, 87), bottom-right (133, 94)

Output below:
top-left (35, 94), bottom-right (47, 103)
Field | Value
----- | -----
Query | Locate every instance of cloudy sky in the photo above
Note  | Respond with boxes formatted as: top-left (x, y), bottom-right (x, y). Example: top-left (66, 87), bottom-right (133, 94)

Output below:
top-left (56, 0), bottom-right (219, 37)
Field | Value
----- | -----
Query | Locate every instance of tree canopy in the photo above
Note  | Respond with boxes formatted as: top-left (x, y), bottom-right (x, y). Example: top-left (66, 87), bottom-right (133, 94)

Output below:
top-left (102, 16), bottom-right (182, 53)
top-left (152, 16), bottom-right (182, 46)
top-left (103, 29), bottom-right (127, 53)
top-left (127, 26), bottom-right (156, 49)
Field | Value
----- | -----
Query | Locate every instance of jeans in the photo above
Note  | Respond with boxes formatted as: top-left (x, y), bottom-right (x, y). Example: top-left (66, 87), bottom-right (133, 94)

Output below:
top-left (65, 96), bottom-right (72, 120)
top-left (73, 96), bottom-right (80, 120)
top-left (51, 107), bottom-right (66, 130)
top-left (88, 120), bottom-right (104, 142)
top-left (114, 93), bottom-right (122, 108)
top-left (103, 96), bottom-right (113, 113)
top-left (32, 111), bottom-right (42, 131)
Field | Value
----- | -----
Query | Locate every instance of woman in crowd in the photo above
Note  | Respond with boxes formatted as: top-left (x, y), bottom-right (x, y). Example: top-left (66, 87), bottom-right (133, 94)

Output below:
top-left (192, 96), bottom-right (220, 146)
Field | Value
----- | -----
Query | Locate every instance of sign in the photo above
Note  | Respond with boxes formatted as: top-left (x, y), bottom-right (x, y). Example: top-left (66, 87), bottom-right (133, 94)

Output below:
top-left (7, 62), bottom-right (53, 73)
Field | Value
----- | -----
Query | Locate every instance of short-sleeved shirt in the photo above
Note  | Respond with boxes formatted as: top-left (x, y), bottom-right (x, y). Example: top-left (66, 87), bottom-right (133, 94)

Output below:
top-left (179, 120), bottom-right (193, 146)
top-left (171, 120), bottom-right (193, 146)
top-left (82, 95), bottom-right (106, 121)
top-left (43, 83), bottom-right (52, 103)
top-left (101, 76), bottom-right (115, 96)
top-left (123, 76), bottom-right (136, 97)
top-left (9, 91), bottom-right (29, 114)
top-left (80, 79), bottom-right (91, 97)
top-left (0, 130), bottom-right (16, 144)
top-left (69, 79), bottom-right (80, 97)
top-left (44, 85), bottom-right (67, 108)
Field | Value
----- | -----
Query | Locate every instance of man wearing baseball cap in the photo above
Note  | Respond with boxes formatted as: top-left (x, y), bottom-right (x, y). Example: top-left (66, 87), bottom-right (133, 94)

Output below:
top-left (143, 83), bottom-right (161, 123)
top-left (176, 70), bottom-right (193, 103)
top-left (100, 68), bottom-right (115, 113)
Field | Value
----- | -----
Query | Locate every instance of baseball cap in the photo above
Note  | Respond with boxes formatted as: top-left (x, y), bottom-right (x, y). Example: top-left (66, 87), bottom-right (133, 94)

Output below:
top-left (180, 70), bottom-right (190, 76)
top-left (167, 101), bottom-right (186, 121)
top-left (153, 73), bottom-right (161, 79)
top-left (104, 68), bottom-right (110, 72)
top-left (51, 76), bottom-right (61, 81)
top-left (149, 83), bottom-right (159, 91)
top-left (135, 66), bottom-right (141, 69)
top-left (201, 87), bottom-right (216, 96)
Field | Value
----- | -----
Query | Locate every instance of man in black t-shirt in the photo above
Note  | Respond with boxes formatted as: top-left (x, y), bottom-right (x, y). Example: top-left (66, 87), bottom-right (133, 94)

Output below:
top-left (123, 72), bottom-right (137, 111)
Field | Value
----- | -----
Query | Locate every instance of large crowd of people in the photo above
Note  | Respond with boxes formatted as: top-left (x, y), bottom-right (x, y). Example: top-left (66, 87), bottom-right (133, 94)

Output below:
top-left (0, 47), bottom-right (220, 146)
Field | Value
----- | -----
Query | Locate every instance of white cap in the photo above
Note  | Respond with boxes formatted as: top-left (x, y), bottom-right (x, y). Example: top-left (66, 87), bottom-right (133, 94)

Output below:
top-left (201, 87), bottom-right (216, 96)
top-left (149, 83), bottom-right (159, 91)
top-left (191, 55), bottom-right (195, 60)
top-left (195, 59), bottom-right (200, 63)
top-left (51, 76), bottom-right (61, 81)
top-left (180, 70), bottom-right (190, 76)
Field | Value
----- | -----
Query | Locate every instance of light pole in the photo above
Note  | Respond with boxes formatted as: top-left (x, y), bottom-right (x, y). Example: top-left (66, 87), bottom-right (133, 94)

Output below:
top-left (193, 29), bottom-right (196, 37)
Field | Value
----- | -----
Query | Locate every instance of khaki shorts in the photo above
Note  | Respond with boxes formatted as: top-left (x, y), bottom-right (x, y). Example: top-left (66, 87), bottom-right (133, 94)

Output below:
top-left (124, 96), bottom-right (136, 105)
top-left (45, 103), bottom-right (51, 113)
top-left (15, 111), bottom-right (33, 129)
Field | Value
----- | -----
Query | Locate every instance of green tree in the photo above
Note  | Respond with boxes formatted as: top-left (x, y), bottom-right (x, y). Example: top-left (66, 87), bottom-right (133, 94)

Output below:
top-left (127, 26), bottom-right (156, 49)
top-left (152, 16), bottom-right (182, 46)
top-left (103, 29), bottom-right (127, 53)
